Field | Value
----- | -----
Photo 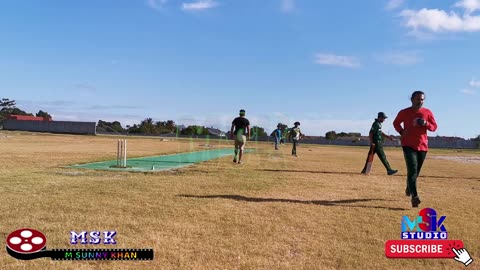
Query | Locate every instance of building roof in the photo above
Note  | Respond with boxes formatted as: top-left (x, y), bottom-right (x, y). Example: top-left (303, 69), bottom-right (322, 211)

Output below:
top-left (6, 115), bottom-right (52, 121)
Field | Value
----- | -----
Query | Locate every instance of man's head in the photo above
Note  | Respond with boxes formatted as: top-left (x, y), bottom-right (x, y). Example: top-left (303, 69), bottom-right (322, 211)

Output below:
top-left (377, 112), bottom-right (387, 122)
top-left (239, 109), bottom-right (246, 116)
top-left (410, 91), bottom-right (425, 110)
top-left (294, 121), bottom-right (300, 127)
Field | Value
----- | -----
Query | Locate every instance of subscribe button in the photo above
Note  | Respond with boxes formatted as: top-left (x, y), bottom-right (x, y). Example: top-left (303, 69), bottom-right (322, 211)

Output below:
top-left (385, 240), bottom-right (464, 258)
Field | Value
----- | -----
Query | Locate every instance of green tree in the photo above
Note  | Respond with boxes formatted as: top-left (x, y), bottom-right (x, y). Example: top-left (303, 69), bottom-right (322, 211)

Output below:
top-left (97, 120), bottom-right (125, 133)
top-left (36, 110), bottom-right (52, 119)
top-left (127, 124), bottom-right (141, 133)
top-left (0, 98), bottom-right (32, 124)
top-left (139, 118), bottom-right (155, 133)
top-left (325, 131), bottom-right (337, 140)
top-left (181, 126), bottom-right (196, 136)
top-left (0, 98), bottom-right (16, 109)
top-left (180, 125), bottom-right (210, 136)
top-left (166, 120), bottom-right (176, 132)
top-left (8, 108), bottom-right (31, 116)
top-left (251, 126), bottom-right (267, 137)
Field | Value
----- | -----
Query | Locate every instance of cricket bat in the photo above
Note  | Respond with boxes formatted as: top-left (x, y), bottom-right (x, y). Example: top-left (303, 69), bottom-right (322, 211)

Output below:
top-left (363, 144), bottom-right (375, 175)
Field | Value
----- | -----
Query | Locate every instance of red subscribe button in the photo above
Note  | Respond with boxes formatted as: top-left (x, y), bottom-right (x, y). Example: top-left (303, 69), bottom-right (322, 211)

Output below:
top-left (385, 240), bottom-right (464, 258)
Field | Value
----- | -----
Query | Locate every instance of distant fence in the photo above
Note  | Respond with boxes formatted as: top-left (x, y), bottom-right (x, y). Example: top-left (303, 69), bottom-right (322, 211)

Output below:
top-left (95, 131), bottom-right (479, 149)
top-left (3, 120), bottom-right (96, 135)
top-left (428, 138), bottom-right (478, 149)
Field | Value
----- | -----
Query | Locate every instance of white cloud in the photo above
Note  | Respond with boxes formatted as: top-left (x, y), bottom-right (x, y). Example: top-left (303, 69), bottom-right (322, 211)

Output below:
top-left (147, 0), bottom-right (167, 10)
top-left (460, 89), bottom-right (477, 95)
top-left (281, 0), bottom-right (295, 13)
top-left (469, 78), bottom-right (480, 87)
top-left (376, 51), bottom-right (422, 65)
top-left (182, 0), bottom-right (218, 11)
top-left (386, 0), bottom-right (404, 11)
top-left (400, 0), bottom-right (480, 33)
top-left (454, 0), bottom-right (480, 15)
top-left (314, 53), bottom-right (360, 68)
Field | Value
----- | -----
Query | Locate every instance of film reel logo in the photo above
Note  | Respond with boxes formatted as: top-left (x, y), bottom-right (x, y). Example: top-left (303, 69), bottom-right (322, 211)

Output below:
top-left (6, 228), bottom-right (154, 261)
top-left (7, 228), bottom-right (47, 260)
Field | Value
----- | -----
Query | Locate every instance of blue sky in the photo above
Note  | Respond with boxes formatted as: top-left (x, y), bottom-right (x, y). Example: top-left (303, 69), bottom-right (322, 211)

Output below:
top-left (1, 0), bottom-right (479, 138)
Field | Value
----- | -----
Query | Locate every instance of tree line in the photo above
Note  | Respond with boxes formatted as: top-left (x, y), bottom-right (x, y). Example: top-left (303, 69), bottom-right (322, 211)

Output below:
top-left (325, 131), bottom-right (362, 140)
top-left (0, 98), bottom-right (52, 125)
top-left (3, 97), bottom-right (477, 141)
top-left (97, 118), bottom-right (268, 137)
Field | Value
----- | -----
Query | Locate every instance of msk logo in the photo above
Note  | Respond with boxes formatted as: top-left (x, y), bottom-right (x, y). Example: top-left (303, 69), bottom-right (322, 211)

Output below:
top-left (401, 208), bottom-right (447, 240)
top-left (5, 228), bottom-right (154, 261)
top-left (70, 231), bottom-right (117, 245)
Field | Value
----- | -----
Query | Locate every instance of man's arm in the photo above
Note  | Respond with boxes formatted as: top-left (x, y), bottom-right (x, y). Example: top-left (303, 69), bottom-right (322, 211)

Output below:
top-left (393, 111), bottom-right (404, 135)
top-left (382, 132), bottom-right (393, 140)
top-left (230, 124), bottom-right (234, 139)
top-left (426, 111), bottom-right (438, 132)
top-left (246, 125), bottom-right (250, 139)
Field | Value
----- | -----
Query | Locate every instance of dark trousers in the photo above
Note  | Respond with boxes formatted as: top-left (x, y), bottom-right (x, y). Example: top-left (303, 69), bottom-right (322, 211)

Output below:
top-left (402, 146), bottom-right (427, 198)
top-left (374, 141), bottom-right (392, 171)
top-left (361, 142), bottom-right (392, 172)
top-left (292, 140), bottom-right (298, 155)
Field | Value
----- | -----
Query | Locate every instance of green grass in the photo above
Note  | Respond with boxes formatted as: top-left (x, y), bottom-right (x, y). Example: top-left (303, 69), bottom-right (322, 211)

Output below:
top-left (0, 131), bottom-right (479, 270)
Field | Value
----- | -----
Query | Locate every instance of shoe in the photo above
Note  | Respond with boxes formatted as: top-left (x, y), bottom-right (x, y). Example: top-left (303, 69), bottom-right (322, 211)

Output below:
top-left (361, 169), bottom-right (366, 174)
top-left (405, 188), bottom-right (410, 197)
top-left (233, 159), bottom-right (237, 163)
top-left (238, 161), bottom-right (243, 164)
top-left (411, 196), bottom-right (421, 208)
top-left (387, 169), bottom-right (398, 175)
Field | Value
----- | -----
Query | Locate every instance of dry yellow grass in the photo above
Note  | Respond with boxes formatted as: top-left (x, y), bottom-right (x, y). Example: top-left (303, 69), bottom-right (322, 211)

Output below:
top-left (0, 131), bottom-right (479, 270)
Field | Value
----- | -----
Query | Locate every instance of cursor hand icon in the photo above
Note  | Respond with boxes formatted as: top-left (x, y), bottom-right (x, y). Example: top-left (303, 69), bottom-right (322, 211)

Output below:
top-left (452, 247), bottom-right (474, 266)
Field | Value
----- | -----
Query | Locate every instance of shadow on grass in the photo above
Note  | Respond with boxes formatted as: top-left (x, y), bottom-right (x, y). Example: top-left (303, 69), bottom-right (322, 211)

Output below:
top-left (421, 175), bottom-right (480, 180)
top-left (256, 169), bottom-right (480, 180)
top-left (178, 194), bottom-right (408, 211)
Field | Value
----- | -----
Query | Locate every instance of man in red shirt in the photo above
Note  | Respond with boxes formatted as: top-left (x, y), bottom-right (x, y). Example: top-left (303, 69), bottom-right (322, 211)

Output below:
top-left (393, 91), bottom-right (438, 207)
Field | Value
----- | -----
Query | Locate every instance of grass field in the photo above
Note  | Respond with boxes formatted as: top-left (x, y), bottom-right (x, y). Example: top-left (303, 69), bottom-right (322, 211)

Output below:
top-left (1, 131), bottom-right (479, 270)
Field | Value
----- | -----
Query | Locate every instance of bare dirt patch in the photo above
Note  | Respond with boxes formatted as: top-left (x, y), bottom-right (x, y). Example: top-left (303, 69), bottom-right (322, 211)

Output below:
top-left (430, 155), bottom-right (480, 164)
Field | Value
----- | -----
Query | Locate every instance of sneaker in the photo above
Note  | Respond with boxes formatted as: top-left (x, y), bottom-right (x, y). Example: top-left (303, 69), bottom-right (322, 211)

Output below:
top-left (233, 159), bottom-right (237, 163)
top-left (411, 196), bottom-right (421, 208)
top-left (361, 169), bottom-right (366, 174)
top-left (405, 188), bottom-right (410, 197)
top-left (238, 161), bottom-right (243, 164)
top-left (387, 169), bottom-right (398, 175)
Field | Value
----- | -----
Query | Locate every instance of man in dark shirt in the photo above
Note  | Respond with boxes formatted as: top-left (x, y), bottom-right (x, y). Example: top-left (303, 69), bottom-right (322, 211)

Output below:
top-left (230, 109), bottom-right (250, 164)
